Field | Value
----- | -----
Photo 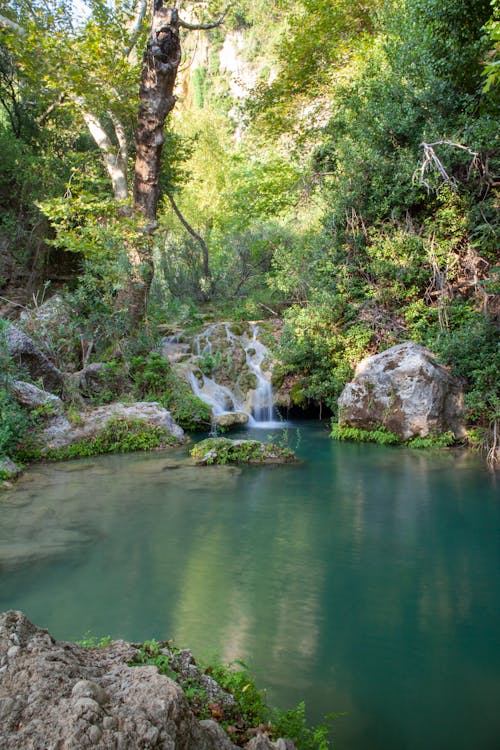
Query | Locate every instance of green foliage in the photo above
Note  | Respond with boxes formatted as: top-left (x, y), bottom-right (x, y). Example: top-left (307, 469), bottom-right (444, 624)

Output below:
top-left (19, 417), bottom-right (178, 463)
top-left (431, 312), bottom-right (500, 424)
top-left (132, 641), bottom-right (334, 749)
top-left (0, 389), bottom-right (29, 458)
top-left (331, 424), bottom-right (457, 448)
top-left (77, 632), bottom-right (112, 649)
top-left (407, 432), bottom-right (456, 448)
top-left (331, 424), bottom-right (401, 445)
top-left (129, 354), bottom-right (212, 431)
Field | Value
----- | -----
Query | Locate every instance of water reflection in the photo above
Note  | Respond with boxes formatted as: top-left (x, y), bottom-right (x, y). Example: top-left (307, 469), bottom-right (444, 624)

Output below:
top-left (0, 428), bottom-right (499, 750)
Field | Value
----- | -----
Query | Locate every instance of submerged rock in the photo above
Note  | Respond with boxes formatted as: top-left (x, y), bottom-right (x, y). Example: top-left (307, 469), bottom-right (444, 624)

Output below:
top-left (0, 611), bottom-right (296, 750)
top-left (338, 342), bottom-right (465, 440)
top-left (191, 438), bottom-right (297, 465)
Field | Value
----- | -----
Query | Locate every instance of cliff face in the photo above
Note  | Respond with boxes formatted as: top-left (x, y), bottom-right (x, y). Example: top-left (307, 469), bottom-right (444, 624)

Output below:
top-left (0, 611), bottom-right (294, 750)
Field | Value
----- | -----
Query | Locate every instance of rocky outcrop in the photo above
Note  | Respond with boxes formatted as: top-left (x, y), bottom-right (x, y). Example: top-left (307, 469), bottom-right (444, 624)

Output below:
top-left (37, 402), bottom-right (184, 452)
top-left (10, 380), bottom-right (64, 415)
top-left (0, 611), bottom-right (294, 750)
top-left (338, 342), bottom-right (465, 440)
top-left (3, 324), bottom-right (65, 394)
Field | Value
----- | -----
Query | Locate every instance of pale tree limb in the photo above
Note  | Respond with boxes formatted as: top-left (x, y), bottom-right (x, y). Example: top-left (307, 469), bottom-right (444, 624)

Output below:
top-left (73, 96), bottom-right (129, 202)
top-left (0, 13), bottom-right (26, 36)
top-left (124, 0), bottom-right (148, 58)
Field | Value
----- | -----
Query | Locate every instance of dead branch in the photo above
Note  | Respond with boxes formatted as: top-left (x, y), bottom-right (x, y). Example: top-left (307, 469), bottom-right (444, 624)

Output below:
top-left (414, 140), bottom-right (481, 192)
top-left (178, 4), bottom-right (231, 31)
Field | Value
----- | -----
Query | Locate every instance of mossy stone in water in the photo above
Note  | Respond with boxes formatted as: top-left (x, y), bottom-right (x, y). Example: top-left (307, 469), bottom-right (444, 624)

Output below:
top-left (191, 438), bottom-right (297, 465)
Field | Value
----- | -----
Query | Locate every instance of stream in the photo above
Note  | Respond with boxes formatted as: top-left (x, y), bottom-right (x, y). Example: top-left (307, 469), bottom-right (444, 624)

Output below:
top-left (1, 423), bottom-right (499, 750)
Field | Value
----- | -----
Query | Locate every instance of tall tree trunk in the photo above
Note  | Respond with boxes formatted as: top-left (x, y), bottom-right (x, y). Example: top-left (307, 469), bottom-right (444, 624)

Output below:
top-left (123, 2), bottom-right (181, 328)
top-left (134, 3), bottom-right (181, 223)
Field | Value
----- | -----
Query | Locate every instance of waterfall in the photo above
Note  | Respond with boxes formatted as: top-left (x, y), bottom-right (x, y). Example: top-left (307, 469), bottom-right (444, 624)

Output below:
top-left (164, 322), bottom-right (283, 428)
top-left (244, 324), bottom-right (275, 425)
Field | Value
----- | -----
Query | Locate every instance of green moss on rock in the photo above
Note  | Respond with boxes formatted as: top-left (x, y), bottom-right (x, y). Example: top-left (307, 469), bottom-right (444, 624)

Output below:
top-left (191, 438), bottom-right (297, 465)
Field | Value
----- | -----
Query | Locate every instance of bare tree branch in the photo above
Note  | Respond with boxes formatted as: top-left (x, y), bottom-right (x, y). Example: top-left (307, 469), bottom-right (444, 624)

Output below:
top-left (414, 140), bottom-right (480, 192)
top-left (178, 4), bottom-right (231, 31)
top-left (166, 191), bottom-right (211, 280)
top-left (37, 93), bottom-right (66, 125)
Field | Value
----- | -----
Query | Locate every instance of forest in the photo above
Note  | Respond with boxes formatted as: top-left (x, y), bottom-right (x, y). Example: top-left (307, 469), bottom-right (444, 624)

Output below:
top-left (0, 0), bottom-right (499, 462)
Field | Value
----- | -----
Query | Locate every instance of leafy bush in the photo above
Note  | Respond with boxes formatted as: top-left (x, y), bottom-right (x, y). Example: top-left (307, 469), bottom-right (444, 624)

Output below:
top-left (331, 424), bottom-right (401, 445)
top-left (129, 354), bottom-right (212, 431)
top-left (0, 388), bottom-right (29, 458)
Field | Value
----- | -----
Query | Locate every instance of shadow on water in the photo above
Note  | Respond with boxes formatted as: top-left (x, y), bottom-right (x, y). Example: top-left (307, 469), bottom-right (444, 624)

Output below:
top-left (0, 423), bottom-right (499, 750)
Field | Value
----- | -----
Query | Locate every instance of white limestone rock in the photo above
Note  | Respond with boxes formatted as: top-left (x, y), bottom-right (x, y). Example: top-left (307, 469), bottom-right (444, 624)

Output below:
top-left (338, 342), bottom-right (465, 440)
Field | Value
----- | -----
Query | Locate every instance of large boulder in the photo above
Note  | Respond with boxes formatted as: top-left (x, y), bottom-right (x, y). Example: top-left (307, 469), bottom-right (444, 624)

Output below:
top-left (38, 402), bottom-right (185, 453)
top-left (3, 324), bottom-right (65, 394)
top-left (338, 342), bottom-right (465, 440)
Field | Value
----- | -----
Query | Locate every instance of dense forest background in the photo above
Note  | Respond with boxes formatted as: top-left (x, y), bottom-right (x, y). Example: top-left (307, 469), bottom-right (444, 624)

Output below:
top-left (0, 0), bottom-right (498, 454)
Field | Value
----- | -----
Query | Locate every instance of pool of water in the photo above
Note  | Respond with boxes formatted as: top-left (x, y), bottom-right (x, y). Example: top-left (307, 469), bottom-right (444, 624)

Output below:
top-left (1, 423), bottom-right (499, 750)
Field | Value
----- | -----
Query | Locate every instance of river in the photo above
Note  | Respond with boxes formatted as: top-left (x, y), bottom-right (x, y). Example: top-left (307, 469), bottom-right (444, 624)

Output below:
top-left (1, 422), bottom-right (499, 750)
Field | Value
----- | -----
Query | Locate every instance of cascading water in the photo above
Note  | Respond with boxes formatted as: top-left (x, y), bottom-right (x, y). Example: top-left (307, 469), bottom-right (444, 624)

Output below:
top-left (243, 324), bottom-right (276, 425)
top-left (164, 322), bottom-right (283, 428)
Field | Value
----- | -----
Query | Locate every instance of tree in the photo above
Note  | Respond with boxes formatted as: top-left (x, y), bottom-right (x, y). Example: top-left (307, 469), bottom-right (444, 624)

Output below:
top-left (0, 0), bottom-right (229, 325)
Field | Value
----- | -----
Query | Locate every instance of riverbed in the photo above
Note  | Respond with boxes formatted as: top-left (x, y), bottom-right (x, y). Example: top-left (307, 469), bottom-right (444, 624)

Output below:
top-left (1, 423), bottom-right (499, 750)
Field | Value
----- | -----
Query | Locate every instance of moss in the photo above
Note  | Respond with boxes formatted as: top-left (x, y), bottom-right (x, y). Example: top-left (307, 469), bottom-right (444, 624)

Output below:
top-left (229, 323), bottom-right (244, 336)
top-left (191, 437), bottom-right (296, 465)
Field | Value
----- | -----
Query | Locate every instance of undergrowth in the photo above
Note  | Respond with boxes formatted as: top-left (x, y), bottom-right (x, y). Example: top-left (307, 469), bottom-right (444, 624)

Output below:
top-left (131, 639), bottom-right (336, 749)
top-left (331, 423), bottom-right (457, 449)
top-left (17, 417), bottom-right (179, 462)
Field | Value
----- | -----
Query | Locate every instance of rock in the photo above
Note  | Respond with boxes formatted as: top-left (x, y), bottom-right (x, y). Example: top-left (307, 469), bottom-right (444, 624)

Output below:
top-left (338, 342), bottom-right (465, 440)
top-left (0, 457), bottom-right (21, 480)
top-left (215, 412), bottom-right (249, 428)
top-left (0, 610), bottom-right (232, 749)
top-left (246, 735), bottom-right (297, 750)
top-left (37, 402), bottom-right (185, 452)
top-left (191, 438), bottom-right (297, 465)
top-left (19, 295), bottom-right (80, 369)
top-left (0, 611), bottom-right (297, 750)
top-left (3, 324), bottom-right (64, 394)
top-left (10, 380), bottom-right (64, 415)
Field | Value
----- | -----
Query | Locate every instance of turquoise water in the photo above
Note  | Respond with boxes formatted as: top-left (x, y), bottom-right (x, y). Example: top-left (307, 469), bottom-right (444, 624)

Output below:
top-left (1, 423), bottom-right (499, 749)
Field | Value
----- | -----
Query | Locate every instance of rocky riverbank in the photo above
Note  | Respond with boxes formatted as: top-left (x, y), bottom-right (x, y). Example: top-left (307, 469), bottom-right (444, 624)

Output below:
top-left (0, 611), bottom-right (296, 750)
